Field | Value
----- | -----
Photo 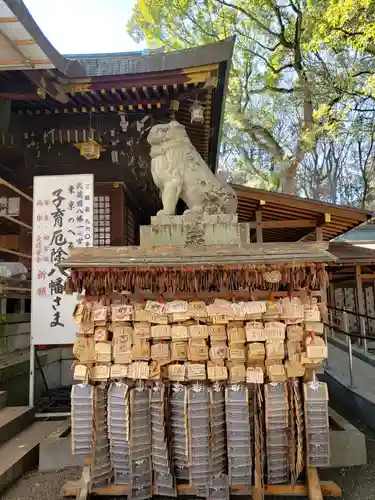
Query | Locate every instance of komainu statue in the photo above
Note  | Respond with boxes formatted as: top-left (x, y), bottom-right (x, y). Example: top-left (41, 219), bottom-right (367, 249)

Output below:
top-left (147, 120), bottom-right (238, 216)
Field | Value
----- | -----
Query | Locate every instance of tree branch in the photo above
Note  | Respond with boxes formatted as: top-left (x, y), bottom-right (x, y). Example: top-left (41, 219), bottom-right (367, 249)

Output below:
top-left (269, 0), bottom-right (294, 48)
top-left (243, 46), bottom-right (294, 74)
top-left (250, 86), bottom-right (295, 94)
top-left (214, 0), bottom-right (280, 38)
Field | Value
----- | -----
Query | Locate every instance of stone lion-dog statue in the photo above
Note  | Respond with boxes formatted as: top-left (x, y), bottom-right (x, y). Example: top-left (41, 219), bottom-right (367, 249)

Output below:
top-left (147, 120), bottom-right (238, 216)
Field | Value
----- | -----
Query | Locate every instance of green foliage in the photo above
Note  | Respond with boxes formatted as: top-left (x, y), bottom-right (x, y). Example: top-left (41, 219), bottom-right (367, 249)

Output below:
top-left (128, 0), bottom-right (375, 206)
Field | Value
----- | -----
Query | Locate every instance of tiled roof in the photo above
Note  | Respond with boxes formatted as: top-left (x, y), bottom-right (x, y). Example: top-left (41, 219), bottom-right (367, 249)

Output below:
top-left (66, 38), bottom-right (235, 77)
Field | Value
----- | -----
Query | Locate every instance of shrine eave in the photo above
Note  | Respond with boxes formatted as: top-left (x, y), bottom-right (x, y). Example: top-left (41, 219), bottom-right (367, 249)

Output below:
top-left (1, 0), bottom-right (84, 76)
top-left (59, 242), bottom-right (336, 271)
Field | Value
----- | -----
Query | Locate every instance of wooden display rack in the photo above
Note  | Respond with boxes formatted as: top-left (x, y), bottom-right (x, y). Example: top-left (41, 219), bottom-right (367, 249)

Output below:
top-left (61, 244), bottom-right (342, 500)
top-left (61, 466), bottom-right (341, 499)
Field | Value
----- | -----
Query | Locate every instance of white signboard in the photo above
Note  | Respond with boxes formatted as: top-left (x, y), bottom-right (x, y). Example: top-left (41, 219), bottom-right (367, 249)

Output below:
top-left (31, 174), bottom-right (94, 345)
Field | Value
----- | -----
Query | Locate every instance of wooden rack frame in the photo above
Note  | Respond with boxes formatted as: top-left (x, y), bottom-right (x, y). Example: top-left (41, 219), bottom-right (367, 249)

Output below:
top-left (61, 467), bottom-right (341, 499)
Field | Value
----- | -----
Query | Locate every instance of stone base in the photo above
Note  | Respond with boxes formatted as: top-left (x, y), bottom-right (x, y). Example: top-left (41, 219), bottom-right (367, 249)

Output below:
top-left (150, 214), bottom-right (238, 226)
top-left (141, 215), bottom-right (250, 247)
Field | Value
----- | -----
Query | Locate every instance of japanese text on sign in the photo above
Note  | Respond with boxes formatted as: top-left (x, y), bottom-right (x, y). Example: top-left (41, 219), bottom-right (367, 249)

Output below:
top-left (31, 175), bottom-right (93, 345)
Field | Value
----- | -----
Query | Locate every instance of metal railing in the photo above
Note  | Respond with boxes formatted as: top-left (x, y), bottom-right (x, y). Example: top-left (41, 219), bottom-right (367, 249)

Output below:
top-left (327, 305), bottom-right (375, 354)
top-left (325, 306), bottom-right (375, 387)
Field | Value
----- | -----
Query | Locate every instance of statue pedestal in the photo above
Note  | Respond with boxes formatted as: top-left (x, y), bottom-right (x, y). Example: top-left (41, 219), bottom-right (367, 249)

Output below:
top-left (140, 214), bottom-right (251, 247)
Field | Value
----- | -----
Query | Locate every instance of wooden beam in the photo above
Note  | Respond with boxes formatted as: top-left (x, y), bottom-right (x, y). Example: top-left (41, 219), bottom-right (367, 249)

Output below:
top-left (234, 183), bottom-right (369, 221)
top-left (360, 273), bottom-right (375, 280)
top-left (0, 17), bottom-right (18, 23)
top-left (0, 59), bottom-right (51, 66)
top-left (61, 480), bottom-right (341, 498)
top-left (296, 213), bottom-right (331, 242)
top-left (0, 247), bottom-right (31, 259)
top-left (316, 226), bottom-right (323, 242)
top-left (83, 290), bottom-right (322, 302)
top-left (249, 219), bottom-right (318, 229)
top-left (307, 467), bottom-right (323, 500)
top-left (0, 213), bottom-right (32, 231)
top-left (14, 39), bottom-right (35, 46)
top-left (255, 210), bottom-right (263, 243)
top-left (0, 178), bottom-right (32, 202)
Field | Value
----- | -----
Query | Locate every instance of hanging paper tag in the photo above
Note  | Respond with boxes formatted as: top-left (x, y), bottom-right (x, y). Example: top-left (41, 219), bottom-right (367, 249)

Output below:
top-left (285, 361), bottom-right (305, 378)
top-left (244, 301), bottom-right (267, 315)
top-left (130, 361), bottom-right (149, 379)
top-left (92, 306), bottom-right (107, 323)
top-left (78, 323), bottom-right (94, 335)
top-left (212, 314), bottom-right (230, 324)
top-left (246, 322), bottom-right (266, 342)
top-left (133, 322), bottom-right (151, 341)
top-left (171, 341), bottom-right (187, 361)
top-left (188, 341), bottom-right (208, 361)
top-left (266, 340), bottom-right (285, 359)
top-left (171, 312), bottom-right (191, 322)
top-left (95, 342), bottom-right (112, 363)
top-left (168, 364), bottom-right (186, 382)
top-left (267, 363), bottom-right (286, 382)
top-left (165, 300), bottom-right (188, 314)
top-left (247, 342), bottom-right (265, 360)
top-left (91, 364), bottom-right (110, 381)
top-left (73, 336), bottom-right (95, 363)
top-left (209, 344), bottom-right (227, 362)
top-left (134, 309), bottom-right (151, 322)
top-left (149, 360), bottom-right (161, 379)
top-left (188, 301), bottom-right (207, 318)
top-left (231, 302), bottom-right (246, 318)
top-left (149, 313), bottom-right (169, 325)
top-left (151, 324), bottom-right (171, 339)
top-left (73, 364), bottom-right (88, 381)
top-left (145, 300), bottom-right (165, 314)
top-left (306, 344), bottom-right (328, 360)
top-left (227, 324), bottom-right (245, 344)
top-left (229, 346), bottom-right (246, 362)
top-left (265, 321), bottom-right (286, 340)
top-left (151, 342), bottom-right (170, 361)
top-left (171, 325), bottom-right (189, 341)
top-left (111, 304), bottom-right (133, 322)
top-left (207, 363), bottom-right (227, 381)
top-left (305, 321), bottom-right (324, 334)
top-left (208, 324), bottom-right (227, 341)
top-left (187, 363), bottom-right (206, 380)
top-left (132, 340), bottom-right (150, 360)
top-left (304, 306), bottom-right (321, 322)
top-left (246, 366), bottom-right (264, 384)
top-left (229, 363), bottom-right (246, 382)
top-left (287, 325), bottom-right (303, 341)
top-left (94, 326), bottom-right (108, 342)
top-left (111, 364), bottom-right (129, 379)
top-left (189, 324), bottom-right (209, 339)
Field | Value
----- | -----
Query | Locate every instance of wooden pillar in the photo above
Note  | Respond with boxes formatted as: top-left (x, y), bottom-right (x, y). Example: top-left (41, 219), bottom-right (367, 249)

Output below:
top-left (255, 211), bottom-right (263, 243)
top-left (355, 264), bottom-right (367, 350)
top-left (316, 226), bottom-right (323, 242)
top-left (307, 467), bottom-right (323, 500)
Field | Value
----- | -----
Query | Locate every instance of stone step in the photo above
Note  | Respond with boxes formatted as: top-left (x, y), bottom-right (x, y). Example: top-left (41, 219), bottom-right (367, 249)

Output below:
top-left (0, 419), bottom-right (62, 494)
top-left (0, 406), bottom-right (35, 447)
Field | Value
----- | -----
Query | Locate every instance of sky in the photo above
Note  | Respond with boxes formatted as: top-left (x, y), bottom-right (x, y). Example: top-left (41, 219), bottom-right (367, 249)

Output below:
top-left (24, 0), bottom-right (144, 55)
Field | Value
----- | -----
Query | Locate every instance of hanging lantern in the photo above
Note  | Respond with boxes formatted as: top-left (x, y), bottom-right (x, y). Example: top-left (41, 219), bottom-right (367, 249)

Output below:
top-left (118, 112), bottom-right (129, 132)
top-left (75, 139), bottom-right (106, 160)
top-left (190, 99), bottom-right (204, 123)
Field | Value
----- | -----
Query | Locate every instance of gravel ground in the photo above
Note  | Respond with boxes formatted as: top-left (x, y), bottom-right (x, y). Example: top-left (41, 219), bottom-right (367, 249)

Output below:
top-left (1, 467), bottom-right (81, 500)
top-left (2, 404), bottom-right (374, 500)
